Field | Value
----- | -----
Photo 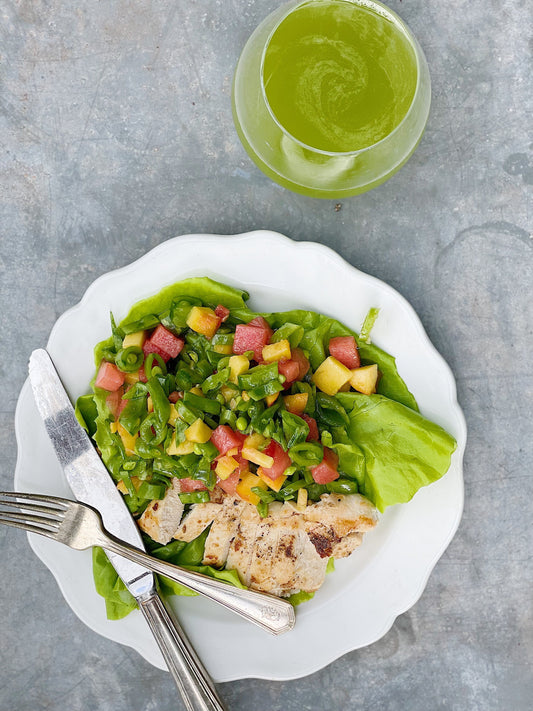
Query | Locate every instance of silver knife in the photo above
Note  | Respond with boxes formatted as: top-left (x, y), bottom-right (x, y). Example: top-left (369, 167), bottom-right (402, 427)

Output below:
top-left (29, 348), bottom-right (226, 711)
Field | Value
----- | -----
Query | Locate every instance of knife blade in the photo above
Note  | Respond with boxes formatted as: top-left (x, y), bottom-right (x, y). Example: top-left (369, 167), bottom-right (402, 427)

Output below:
top-left (29, 348), bottom-right (153, 596)
top-left (28, 348), bottom-right (226, 711)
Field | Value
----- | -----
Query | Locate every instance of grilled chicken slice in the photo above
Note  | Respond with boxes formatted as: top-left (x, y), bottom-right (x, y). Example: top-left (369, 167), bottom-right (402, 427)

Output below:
top-left (292, 536), bottom-right (330, 594)
top-left (304, 493), bottom-right (378, 534)
top-left (203, 498), bottom-right (247, 568)
top-left (137, 478), bottom-right (184, 545)
top-left (167, 491), bottom-right (378, 596)
top-left (246, 502), bottom-right (283, 592)
top-left (172, 501), bottom-right (220, 543)
top-left (303, 493), bottom-right (379, 559)
top-left (226, 503), bottom-right (263, 586)
top-left (265, 506), bottom-right (328, 596)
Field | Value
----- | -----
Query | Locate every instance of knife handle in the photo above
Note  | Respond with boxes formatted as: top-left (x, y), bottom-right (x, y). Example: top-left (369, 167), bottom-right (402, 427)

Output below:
top-left (138, 591), bottom-right (226, 711)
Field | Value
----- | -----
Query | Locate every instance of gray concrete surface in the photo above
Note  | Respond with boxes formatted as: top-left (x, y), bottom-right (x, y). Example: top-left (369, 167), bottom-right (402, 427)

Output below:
top-left (1, 0), bottom-right (532, 709)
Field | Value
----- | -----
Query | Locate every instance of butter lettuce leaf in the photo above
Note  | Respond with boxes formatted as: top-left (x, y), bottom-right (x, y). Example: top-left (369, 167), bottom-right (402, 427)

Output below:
top-left (93, 547), bottom-right (138, 620)
top-left (74, 394), bottom-right (98, 438)
top-left (121, 277), bottom-right (249, 327)
top-left (336, 392), bottom-right (457, 512)
top-left (288, 590), bottom-right (315, 606)
top-left (92, 528), bottom-right (247, 620)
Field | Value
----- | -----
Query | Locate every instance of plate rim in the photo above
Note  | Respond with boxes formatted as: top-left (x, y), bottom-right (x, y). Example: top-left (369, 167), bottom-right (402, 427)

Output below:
top-left (14, 229), bottom-right (466, 681)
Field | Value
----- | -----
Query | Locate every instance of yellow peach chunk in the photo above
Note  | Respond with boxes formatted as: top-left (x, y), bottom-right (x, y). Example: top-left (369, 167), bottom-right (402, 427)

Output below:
top-left (244, 432), bottom-right (268, 449)
top-left (349, 364), bottom-right (379, 395)
top-left (124, 370), bottom-right (140, 385)
top-left (167, 436), bottom-right (196, 456)
top-left (186, 306), bottom-right (220, 338)
top-left (167, 404), bottom-right (179, 426)
top-left (229, 355), bottom-right (249, 383)
top-left (213, 343), bottom-right (233, 354)
top-left (241, 447), bottom-right (274, 469)
top-left (257, 467), bottom-right (286, 493)
top-left (236, 472), bottom-right (268, 505)
top-left (117, 476), bottom-right (141, 495)
top-left (265, 392), bottom-right (280, 407)
top-left (117, 423), bottom-right (138, 456)
top-left (185, 418), bottom-right (212, 443)
top-left (122, 331), bottom-right (146, 349)
top-left (215, 455), bottom-right (239, 480)
top-left (262, 339), bottom-right (291, 363)
top-left (283, 392), bottom-right (308, 414)
top-left (312, 356), bottom-right (352, 396)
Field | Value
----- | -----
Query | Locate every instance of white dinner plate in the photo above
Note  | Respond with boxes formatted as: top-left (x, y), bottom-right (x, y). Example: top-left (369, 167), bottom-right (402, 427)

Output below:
top-left (14, 231), bottom-right (466, 681)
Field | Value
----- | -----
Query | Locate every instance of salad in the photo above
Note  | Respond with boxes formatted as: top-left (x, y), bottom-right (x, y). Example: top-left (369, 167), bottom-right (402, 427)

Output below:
top-left (76, 277), bottom-right (456, 618)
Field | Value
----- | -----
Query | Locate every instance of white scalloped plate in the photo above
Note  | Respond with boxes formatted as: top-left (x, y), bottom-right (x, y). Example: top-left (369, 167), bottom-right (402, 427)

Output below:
top-left (14, 231), bottom-right (466, 681)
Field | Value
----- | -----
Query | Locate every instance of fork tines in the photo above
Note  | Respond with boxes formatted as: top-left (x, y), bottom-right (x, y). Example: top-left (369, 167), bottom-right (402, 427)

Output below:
top-left (0, 491), bottom-right (68, 535)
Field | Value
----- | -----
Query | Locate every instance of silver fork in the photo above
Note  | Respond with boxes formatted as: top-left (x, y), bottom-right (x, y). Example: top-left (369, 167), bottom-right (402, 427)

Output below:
top-left (0, 491), bottom-right (295, 635)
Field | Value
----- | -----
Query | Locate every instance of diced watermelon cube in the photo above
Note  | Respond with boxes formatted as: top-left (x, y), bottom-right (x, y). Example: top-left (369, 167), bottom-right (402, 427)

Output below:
top-left (232, 324), bottom-right (270, 362)
top-left (233, 453), bottom-right (249, 474)
top-left (217, 469), bottom-right (242, 496)
top-left (210, 425), bottom-right (246, 456)
top-left (95, 361), bottom-right (125, 392)
top-left (143, 325), bottom-right (184, 362)
top-left (301, 414), bottom-right (319, 441)
top-left (142, 340), bottom-right (171, 363)
top-left (216, 455), bottom-right (249, 496)
top-left (278, 348), bottom-right (310, 387)
top-left (106, 387), bottom-right (125, 418)
top-left (328, 336), bottom-right (360, 369)
top-left (310, 447), bottom-right (339, 484)
top-left (118, 396), bottom-right (129, 417)
top-left (247, 316), bottom-right (273, 340)
top-left (261, 440), bottom-right (291, 481)
top-left (278, 359), bottom-right (300, 386)
top-left (291, 348), bottom-right (310, 379)
top-left (214, 304), bottom-right (230, 322)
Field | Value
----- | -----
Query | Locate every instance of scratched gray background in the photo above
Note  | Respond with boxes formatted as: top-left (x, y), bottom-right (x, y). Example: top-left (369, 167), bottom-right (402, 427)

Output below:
top-left (1, 0), bottom-right (532, 709)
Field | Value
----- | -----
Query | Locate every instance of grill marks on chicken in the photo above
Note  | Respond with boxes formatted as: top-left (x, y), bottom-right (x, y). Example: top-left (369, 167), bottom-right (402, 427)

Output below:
top-left (268, 510), bottom-right (328, 596)
top-left (303, 494), bottom-right (377, 559)
top-left (172, 491), bottom-right (378, 596)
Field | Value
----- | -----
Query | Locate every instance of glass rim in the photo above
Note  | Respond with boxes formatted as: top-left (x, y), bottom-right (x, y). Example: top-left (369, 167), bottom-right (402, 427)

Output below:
top-left (259, 0), bottom-right (425, 158)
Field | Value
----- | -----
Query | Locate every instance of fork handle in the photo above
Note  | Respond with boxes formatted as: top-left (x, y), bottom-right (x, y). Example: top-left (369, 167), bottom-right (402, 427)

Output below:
top-left (101, 535), bottom-right (295, 635)
top-left (138, 591), bottom-right (226, 711)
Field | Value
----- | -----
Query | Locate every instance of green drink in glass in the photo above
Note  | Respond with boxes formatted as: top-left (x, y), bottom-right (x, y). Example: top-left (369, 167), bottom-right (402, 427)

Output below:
top-left (232, 0), bottom-right (431, 198)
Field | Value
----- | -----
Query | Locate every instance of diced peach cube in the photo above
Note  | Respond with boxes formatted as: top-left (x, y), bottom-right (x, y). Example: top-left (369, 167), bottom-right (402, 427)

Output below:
top-left (312, 356), bottom-right (352, 396)
top-left (186, 306), bottom-right (221, 338)
top-left (236, 472), bottom-right (268, 505)
top-left (349, 364), bottom-right (379, 395)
